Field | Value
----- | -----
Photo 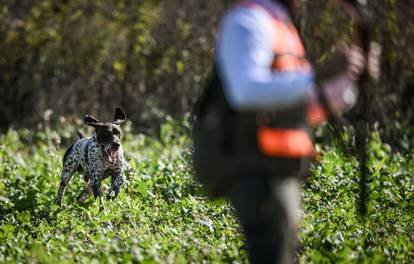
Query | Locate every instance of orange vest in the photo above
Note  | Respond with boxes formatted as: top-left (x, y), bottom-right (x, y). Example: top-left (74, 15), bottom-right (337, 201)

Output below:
top-left (242, 1), bottom-right (326, 158)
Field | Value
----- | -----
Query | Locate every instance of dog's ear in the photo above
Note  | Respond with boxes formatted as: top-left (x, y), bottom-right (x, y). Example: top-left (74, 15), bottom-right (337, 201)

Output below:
top-left (84, 115), bottom-right (103, 127)
top-left (113, 106), bottom-right (126, 125)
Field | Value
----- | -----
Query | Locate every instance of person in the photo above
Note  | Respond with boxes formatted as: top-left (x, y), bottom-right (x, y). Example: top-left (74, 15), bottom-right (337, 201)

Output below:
top-left (192, 0), bottom-right (380, 263)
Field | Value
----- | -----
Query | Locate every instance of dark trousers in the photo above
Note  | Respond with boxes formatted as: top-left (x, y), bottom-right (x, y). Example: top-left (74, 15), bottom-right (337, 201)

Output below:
top-left (227, 166), bottom-right (301, 264)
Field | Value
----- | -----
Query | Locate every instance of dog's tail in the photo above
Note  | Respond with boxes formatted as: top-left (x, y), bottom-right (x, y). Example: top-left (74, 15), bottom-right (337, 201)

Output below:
top-left (77, 130), bottom-right (85, 139)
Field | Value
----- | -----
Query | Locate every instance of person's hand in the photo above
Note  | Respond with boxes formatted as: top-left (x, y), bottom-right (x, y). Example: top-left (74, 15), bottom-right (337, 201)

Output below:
top-left (311, 41), bottom-right (382, 115)
top-left (343, 43), bottom-right (365, 80)
top-left (345, 41), bottom-right (382, 81)
top-left (316, 41), bottom-right (381, 82)
top-left (316, 43), bottom-right (365, 82)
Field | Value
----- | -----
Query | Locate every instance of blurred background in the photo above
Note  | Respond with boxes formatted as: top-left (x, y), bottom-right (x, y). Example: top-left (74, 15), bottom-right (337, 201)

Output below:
top-left (0, 0), bottom-right (413, 147)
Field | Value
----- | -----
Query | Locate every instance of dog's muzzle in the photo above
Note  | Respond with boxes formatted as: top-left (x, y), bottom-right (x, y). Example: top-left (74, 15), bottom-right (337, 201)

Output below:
top-left (103, 143), bottom-right (120, 164)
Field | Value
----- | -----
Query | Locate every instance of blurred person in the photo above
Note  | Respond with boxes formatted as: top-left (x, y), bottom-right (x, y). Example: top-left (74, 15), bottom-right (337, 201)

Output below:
top-left (192, 0), bottom-right (380, 263)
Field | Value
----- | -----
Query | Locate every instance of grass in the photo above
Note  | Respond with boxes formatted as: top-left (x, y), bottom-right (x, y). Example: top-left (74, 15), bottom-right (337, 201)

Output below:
top-left (0, 117), bottom-right (413, 263)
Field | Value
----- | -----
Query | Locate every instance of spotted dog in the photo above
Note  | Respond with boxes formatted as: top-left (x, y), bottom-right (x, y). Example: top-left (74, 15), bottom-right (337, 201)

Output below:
top-left (55, 107), bottom-right (127, 211)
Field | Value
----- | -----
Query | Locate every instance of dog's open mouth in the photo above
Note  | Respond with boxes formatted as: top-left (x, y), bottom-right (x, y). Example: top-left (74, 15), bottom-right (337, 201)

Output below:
top-left (105, 149), bottom-right (118, 164)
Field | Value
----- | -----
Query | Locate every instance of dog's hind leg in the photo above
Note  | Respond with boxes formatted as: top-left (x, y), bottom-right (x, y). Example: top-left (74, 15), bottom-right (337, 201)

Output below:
top-left (55, 154), bottom-right (79, 206)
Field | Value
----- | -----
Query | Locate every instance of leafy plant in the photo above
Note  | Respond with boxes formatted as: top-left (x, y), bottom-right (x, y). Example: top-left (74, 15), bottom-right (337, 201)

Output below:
top-left (0, 118), bottom-right (413, 263)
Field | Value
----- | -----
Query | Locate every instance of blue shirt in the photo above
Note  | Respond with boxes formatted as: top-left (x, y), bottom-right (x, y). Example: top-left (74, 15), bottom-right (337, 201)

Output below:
top-left (216, 0), bottom-right (315, 111)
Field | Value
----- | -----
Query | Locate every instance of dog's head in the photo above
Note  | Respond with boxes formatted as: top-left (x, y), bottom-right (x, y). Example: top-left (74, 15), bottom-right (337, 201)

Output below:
top-left (84, 107), bottom-right (126, 164)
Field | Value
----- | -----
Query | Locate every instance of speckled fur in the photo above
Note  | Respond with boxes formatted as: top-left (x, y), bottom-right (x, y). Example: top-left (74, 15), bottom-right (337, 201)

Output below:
top-left (55, 107), bottom-right (127, 211)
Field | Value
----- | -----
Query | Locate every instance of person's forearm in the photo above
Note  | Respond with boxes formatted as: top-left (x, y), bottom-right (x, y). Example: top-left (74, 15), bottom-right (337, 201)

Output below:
top-left (219, 65), bottom-right (315, 111)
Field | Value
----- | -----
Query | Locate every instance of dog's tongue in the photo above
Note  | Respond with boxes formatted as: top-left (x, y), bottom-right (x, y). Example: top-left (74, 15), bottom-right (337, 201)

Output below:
top-left (108, 150), bottom-right (118, 164)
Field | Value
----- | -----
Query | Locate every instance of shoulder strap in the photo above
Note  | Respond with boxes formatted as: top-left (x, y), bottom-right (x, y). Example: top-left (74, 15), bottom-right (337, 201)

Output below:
top-left (192, 65), bottom-right (227, 123)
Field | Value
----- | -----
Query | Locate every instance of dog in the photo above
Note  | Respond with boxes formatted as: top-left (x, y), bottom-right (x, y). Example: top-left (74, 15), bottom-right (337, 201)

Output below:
top-left (55, 106), bottom-right (127, 211)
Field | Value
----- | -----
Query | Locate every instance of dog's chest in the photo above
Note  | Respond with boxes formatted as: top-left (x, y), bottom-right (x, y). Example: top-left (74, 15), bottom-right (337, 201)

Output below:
top-left (75, 138), bottom-right (123, 171)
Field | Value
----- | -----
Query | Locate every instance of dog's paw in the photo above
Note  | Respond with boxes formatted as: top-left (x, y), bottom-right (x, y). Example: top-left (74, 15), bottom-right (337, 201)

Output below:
top-left (106, 190), bottom-right (117, 200)
top-left (54, 197), bottom-right (62, 206)
top-left (77, 194), bottom-right (89, 204)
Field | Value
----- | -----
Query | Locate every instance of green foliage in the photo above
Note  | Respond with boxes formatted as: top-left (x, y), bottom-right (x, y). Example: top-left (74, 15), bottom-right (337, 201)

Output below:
top-left (0, 118), bottom-right (413, 263)
top-left (301, 132), bottom-right (414, 263)
top-left (0, 119), bottom-right (245, 263)
top-left (0, 0), bottom-right (228, 131)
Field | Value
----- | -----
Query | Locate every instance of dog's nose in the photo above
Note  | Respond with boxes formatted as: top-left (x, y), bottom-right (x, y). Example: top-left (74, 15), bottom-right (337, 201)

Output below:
top-left (112, 142), bottom-right (120, 149)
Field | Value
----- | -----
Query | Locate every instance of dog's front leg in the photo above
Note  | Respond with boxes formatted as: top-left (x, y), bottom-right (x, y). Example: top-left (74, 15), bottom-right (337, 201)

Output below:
top-left (107, 169), bottom-right (124, 200)
top-left (91, 168), bottom-right (105, 212)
